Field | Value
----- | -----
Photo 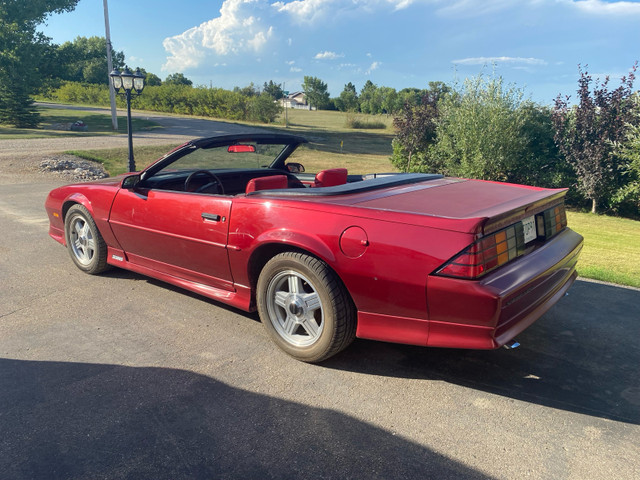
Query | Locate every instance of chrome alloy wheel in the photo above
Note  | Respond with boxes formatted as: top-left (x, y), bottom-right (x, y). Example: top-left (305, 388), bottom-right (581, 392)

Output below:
top-left (265, 270), bottom-right (324, 347)
top-left (69, 216), bottom-right (96, 266)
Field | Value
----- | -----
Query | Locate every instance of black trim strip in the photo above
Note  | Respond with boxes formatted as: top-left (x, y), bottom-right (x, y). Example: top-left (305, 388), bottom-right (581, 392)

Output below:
top-left (246, 173), bottom-right (444, 197)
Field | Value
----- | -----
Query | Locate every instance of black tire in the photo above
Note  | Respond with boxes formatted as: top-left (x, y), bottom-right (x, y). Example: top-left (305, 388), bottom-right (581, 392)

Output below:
top-left (64, 204), bottom-right (110, 274)
top-left (257, 252), bottom-right (356, 362)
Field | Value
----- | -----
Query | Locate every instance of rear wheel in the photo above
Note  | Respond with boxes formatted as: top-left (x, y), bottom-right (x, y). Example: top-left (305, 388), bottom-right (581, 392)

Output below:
top-left (257, 252), bottom-right (356, 362)
top-left (64, 204), bottom-right (109, 274)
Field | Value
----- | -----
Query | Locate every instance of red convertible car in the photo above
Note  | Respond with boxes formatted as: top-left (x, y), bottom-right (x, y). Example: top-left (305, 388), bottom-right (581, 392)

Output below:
top-left (45, 133), bottom-right (583, 362)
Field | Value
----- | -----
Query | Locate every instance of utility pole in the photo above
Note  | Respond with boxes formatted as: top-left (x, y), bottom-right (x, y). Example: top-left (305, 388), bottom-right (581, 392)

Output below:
top-left (103, 0), bottom-right (118, 131)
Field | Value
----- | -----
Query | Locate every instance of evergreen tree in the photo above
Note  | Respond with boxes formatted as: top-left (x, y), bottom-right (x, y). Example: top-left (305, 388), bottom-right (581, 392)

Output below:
top-left (0, 0), bottom-right (79, 126)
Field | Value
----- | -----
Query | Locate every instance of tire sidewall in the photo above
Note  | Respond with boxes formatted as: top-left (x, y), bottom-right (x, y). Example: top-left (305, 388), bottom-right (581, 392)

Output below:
top-left (64, 205), bottom-right (104, 274)
top-left (257, 253), bottom-right (338, 362)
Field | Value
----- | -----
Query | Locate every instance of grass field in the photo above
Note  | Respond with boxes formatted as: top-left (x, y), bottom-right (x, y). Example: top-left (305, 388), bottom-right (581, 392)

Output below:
top-left (567, 211), bottom-right (640, 288)
top-left (21, 105), bottom-right (640, 289)
top-left (0, 107), bottom-right (159, 139)
top-left (267, 109), bottom-right (396, 173)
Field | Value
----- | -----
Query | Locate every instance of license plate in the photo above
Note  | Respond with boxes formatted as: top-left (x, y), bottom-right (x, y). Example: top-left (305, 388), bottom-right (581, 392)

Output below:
top-left (522, 215), bottom-right (537, 243)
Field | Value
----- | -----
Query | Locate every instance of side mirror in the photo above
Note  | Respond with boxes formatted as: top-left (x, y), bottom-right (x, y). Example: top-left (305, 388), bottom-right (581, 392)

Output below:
top-left (122, 174), bottom-right (141, 189)
top-left (286, 162), bottom-right (305, 173)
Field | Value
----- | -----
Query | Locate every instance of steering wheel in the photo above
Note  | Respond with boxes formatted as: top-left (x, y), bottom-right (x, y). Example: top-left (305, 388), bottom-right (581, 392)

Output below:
top-left (184, 170), bottom-right (225, 194)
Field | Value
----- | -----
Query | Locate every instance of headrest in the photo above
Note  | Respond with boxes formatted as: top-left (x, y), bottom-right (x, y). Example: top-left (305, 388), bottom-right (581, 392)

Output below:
top-left (246, 175), bottom-right (289, 193)
top-left (313, 168), bottom-right (348, 187)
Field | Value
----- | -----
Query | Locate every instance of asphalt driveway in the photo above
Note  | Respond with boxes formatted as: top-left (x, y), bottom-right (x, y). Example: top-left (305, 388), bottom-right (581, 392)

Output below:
top-left (0, 121), bottom-right (638, 479)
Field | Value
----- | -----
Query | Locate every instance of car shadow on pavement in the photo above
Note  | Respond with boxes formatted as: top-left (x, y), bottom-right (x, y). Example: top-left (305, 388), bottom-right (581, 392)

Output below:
top-left (325, 280), bottom-right (640, 425)
top-left (0, 358), bottom-right (489, 480)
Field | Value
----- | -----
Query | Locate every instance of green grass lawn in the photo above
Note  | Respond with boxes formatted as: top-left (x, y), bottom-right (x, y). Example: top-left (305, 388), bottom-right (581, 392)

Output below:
top-left (263, 109), bottom-right (397, 173)
top-left (0, 107), bottom-right (160, 139)
top-left (567, 211), bottom-right (640, 288)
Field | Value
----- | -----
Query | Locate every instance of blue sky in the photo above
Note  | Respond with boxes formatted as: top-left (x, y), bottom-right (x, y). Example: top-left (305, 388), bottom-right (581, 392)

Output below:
top-left (41, 0), bottom-right (640, 104)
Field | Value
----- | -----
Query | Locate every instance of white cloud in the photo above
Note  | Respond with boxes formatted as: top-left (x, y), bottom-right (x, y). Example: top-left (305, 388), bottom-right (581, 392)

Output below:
top-left (433, 0), bottom-right (640, 18)
top-left (570, 0), bottom-right (640, 16)
top-left (290, 66), bottom-right (302, 72)
top-left (452, 56), bottom-right (548, 66)
top-left (366, 61), bottom-right (381, 74)
top-left (163, 0), bottom-right (640, 74)
top-left (271, 0), bottom-right (422, 22)
top-left (314, 51), bottom-right (344, 60)
top-left (163, 0), bottom-right (274, 71)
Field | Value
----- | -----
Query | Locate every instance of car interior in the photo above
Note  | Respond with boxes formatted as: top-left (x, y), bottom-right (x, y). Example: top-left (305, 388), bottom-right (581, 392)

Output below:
top-left (133, 135), bottom-right (439, 197)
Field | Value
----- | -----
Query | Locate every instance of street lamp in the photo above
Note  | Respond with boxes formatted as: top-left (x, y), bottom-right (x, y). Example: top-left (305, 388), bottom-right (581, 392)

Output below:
top-left (110, 67), bottom-right (145, 172)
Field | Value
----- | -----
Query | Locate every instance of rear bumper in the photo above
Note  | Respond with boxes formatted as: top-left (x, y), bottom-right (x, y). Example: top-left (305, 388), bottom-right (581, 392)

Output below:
top-left (426, 228), bottom-right (583, 349)
top-left (356, 228), bottom-right (583, 349)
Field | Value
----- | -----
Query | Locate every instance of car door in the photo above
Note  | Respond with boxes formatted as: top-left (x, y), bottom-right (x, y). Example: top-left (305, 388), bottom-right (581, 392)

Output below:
top-left (109, 187), bottom-right (234, 291)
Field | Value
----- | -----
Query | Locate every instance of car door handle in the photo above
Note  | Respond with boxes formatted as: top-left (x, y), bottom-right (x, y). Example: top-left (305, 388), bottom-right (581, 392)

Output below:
top-left (201, 213), bottom-right (221, 222)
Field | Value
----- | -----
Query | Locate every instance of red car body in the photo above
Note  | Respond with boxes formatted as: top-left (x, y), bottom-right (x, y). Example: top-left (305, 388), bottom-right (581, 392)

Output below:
top-left (45, 133), bottom-right (583, 361)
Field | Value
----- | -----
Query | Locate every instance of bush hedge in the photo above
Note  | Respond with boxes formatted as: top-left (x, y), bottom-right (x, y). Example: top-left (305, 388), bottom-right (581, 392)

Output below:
top-left (41, 82), bottom-right (282, 124)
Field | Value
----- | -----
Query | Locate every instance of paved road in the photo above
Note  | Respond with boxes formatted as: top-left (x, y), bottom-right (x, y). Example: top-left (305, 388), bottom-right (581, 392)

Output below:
top-left (0, 103), bottom-right (267, 159)
top-left (0, 127), bottom-right (639, 479)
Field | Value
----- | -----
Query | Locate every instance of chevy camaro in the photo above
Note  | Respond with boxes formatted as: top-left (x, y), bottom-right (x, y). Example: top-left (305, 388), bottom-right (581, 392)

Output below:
top-left (45, 133), bottom-right (583, 362)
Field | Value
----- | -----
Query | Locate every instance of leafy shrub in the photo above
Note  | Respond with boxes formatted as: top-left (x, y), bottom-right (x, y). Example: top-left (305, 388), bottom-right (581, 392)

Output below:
top-left (41, 82), bottom-right (281, 124)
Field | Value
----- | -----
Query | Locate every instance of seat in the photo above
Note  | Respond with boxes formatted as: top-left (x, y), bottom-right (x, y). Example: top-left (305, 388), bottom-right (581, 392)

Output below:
top-left (312, 168), bottom-right (348, 188)
top-left (245, 175), bottom-right (289, 194)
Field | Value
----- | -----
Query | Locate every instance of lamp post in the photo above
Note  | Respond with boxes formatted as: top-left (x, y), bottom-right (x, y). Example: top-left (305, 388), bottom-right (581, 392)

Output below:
top-left (109, 67), bottom-right (145, 172)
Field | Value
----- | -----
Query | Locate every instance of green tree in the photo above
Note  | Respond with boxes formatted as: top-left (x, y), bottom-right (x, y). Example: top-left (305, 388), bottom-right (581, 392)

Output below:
top-left (553, 64), bottom-right (637, 213)
top-left (234, 82), bottom-right (259, 97)
top-left (56, 36), bottom-right (125, 84)
top-left (301, 76), bottom-right (330, 110)
top-left (165, 73), bottom-right (193, 86)
top-left (248, 92), bottom-right (282, 123)
top-left (611, 96), bottom-right (640, 215)
top-left (377, 86), bottom-right (398, 115)
top-left (0, 0), bottom-right (79, 127)
top-left (359, 80), bottom-right (378, 114)
top-left (136, 68), bottom-right (161, 86)
top-left (335, 82), bottom-right (359, 112)
top-left (391, 89), bottom-right (440, 172)
top-left (396, 88), bottom-right (422, 110)
top-left (422, 75), bottom-right (529, 181)
top-left (263, 80), bottom-right (284, 100)
top-left (512, 104), bottom-right (574, 189)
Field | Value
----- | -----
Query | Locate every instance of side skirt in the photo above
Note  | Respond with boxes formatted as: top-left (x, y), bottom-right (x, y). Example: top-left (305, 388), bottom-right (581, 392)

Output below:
top-left (106, 247), bottom-right (253, 312)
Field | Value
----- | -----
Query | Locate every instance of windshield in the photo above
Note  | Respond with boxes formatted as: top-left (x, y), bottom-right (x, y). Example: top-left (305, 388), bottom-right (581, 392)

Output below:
top-left (157, 143), bottom-right (288, 174)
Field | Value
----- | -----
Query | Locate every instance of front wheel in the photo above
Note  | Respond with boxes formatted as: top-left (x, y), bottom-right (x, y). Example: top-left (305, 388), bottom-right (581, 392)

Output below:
top-left (64, 204), bottom-right (109, 274)
top-left (257, 252), bottom-right (356, 363)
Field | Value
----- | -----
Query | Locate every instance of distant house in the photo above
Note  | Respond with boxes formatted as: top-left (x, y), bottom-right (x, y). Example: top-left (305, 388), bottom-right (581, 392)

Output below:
top-left (281, 92), bottom-right (313, 110)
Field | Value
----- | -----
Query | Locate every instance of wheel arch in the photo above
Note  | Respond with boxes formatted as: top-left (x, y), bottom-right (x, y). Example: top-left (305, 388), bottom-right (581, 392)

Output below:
top-left (246, 242), bottom-right (356, 314)
top-left (62, 193), bottom-right (93, 221)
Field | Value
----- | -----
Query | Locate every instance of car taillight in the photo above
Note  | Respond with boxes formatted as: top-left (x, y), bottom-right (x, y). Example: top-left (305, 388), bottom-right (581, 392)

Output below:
top-left (435, 203), bottom-right (568, 280)
top-left (435, 225), bottom-right (523, 280)
top-left (538, 205), bottom-right (567, 239)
